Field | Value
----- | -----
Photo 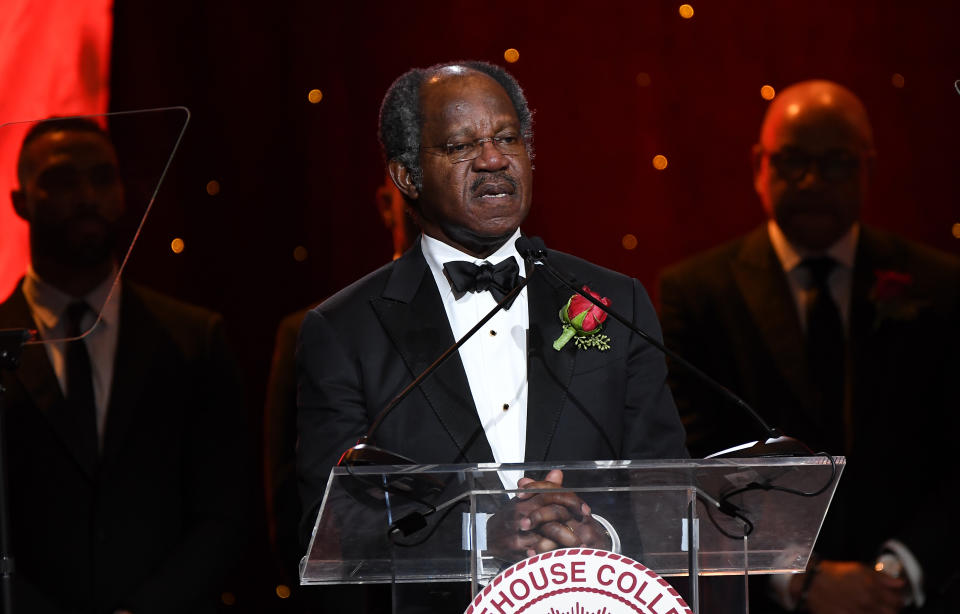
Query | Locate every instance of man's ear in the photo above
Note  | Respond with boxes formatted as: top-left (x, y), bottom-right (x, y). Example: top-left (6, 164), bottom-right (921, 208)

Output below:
top-left (863, 148), bottom-right (877, 179)
top-left (750, 144), bottom-right (764, 178)
top-left (10, 189), bottom-right (28, 221)
top-left (388, 159), bottom-right (419, 201)
top-left (750, 144), bottom-right (766, 196)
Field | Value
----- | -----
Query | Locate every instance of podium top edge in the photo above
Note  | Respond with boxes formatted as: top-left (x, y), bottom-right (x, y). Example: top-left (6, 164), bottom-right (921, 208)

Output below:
top-left (331, 456), bottom-right (845, 476)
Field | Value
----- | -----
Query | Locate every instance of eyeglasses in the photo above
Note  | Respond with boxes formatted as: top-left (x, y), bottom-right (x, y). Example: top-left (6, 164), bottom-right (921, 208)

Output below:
top-left (764, 148), bottom-right (863, 183)
top-left (423, 134), bottom-right (525, 163)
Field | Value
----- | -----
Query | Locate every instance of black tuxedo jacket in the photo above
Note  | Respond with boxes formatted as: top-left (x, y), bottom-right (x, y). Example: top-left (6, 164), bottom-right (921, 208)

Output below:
top-left (659, 225), bottom-right (960, 606)
top-left (297, 239), bottom-right (688, 545)
top-left (0, 282), bottom-right (250, 614)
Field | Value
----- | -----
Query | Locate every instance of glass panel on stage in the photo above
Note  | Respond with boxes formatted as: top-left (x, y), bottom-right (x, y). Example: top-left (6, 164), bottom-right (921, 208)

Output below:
top-left (302, 457), bottom-right (843, 613)
top-left (0, 107), bottom-right (189, 344)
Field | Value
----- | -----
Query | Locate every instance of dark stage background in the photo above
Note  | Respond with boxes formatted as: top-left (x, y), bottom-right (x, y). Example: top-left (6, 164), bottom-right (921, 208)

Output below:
top-left (105, 1), bottom-right (959, 610)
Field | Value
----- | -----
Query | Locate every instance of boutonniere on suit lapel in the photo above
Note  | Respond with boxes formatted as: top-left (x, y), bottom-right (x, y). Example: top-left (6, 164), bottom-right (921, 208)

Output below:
top-left (553, 285), bottom-right (612, 351)
top-left (868, 269), bottom-right (926, 329)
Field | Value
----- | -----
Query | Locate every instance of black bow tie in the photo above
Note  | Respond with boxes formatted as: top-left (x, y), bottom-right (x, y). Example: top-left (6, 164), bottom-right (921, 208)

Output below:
top-left (442, 258), bottom-right (522, 307)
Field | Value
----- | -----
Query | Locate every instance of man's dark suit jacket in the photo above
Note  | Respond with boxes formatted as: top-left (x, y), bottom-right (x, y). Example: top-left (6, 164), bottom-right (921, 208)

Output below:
top-left (0, 281), bottom-right (250, 614)
top-left (264, 307), bottom-right (311, 580)
top-left (297, 239), bottom-right (689, 548)
top-left (659, 224), bottom-right (960, 609)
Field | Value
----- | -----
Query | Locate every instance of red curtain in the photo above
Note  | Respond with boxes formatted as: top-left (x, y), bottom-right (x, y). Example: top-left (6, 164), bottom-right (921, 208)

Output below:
top-left (0, 0), bottom-right (113, 301)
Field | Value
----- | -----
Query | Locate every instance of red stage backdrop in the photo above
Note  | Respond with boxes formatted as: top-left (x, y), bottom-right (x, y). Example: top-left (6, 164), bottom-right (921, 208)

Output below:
top-left (0, 0), bottom-right (112, 301)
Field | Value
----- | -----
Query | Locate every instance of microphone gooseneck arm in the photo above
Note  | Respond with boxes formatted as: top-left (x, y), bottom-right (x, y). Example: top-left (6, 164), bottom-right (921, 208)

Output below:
top-left (358, 272), bottom-right (531, 449)
top-left (516, 236), bottom-right (780, 442)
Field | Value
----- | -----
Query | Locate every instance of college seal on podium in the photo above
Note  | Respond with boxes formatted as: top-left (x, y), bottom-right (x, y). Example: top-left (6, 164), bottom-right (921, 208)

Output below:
top-left (466, 549), bottom-right (692, 614)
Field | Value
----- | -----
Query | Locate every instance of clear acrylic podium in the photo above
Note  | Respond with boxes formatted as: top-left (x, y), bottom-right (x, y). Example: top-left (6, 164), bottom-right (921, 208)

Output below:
top-left (301, 457), bottom-right (843, 613)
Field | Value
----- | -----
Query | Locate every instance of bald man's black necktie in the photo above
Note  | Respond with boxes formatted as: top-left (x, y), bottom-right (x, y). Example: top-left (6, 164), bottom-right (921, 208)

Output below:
top-left (802, 257), bottom-right (845, 452)
top-left (443, 259), bottom-right (521, 307)
top-left (65, 301), bottom-right (99, 461)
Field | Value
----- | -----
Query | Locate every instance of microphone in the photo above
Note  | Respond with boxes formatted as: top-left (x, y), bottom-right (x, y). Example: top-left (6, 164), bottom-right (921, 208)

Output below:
top-left (515, 236), bottom-right (813, 458)
top-left (339, 268), bottom-right (531, 469)
top-left (335, 263), bottom-right (531, 535)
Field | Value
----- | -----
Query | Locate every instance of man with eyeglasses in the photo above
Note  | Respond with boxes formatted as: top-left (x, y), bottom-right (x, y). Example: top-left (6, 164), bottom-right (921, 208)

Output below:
top-left (296, 61), bottom-right (687, 612)
top-left (659, 80), bottom-right (960, 613)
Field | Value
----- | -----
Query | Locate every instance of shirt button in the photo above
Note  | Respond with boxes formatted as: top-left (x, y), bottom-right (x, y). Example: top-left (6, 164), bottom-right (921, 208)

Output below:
top-left (489, 330), bottom-right (497, 336)
top-left (502, 403), bottom-right (510, 411)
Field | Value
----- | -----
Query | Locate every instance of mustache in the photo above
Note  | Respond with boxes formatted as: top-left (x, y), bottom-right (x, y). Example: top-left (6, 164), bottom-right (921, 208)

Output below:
top-left (471, 172), bottom-right (517, 194)
top-left (779, 196), bottom-right (843, 212)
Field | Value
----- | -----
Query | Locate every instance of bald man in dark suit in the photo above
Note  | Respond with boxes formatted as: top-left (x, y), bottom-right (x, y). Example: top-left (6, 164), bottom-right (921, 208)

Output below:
top-left (660, 81), bottom-right (960, 614)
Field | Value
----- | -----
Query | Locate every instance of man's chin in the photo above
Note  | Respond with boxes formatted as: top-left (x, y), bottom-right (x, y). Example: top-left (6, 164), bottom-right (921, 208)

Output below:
top-left (59, 238), bottom-right (117, 267)
top-left (782, 221), bottom-right (849, 252)
top-left (446, 225), bottom-right (519, 258)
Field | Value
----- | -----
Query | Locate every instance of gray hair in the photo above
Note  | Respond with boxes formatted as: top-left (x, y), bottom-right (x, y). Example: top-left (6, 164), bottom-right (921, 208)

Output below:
top-left (378, 61), bottom-right (534, 191)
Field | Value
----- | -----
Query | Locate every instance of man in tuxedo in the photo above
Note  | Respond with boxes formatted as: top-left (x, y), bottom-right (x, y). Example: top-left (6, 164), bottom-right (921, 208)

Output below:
top-left (659, 80), bottom-right (960, 613)
top-left (296, 61), bottom-right (687, 609)
top-left (0, 117), bottom-right (250, 613)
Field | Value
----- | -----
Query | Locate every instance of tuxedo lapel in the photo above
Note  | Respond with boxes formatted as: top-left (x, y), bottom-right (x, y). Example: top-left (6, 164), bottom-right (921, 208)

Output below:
top-left (730, 228), bottom-right (813, 411)
top-left (524, 262), bottom-right (577, 462)
top-left (101, 286), bottom-right (157, 468)
top-left (0, 286), bottom-right (98, 479)
top-left (370, 244), bottom-right (495, 463)
top-left (849, 228), bottom-right (886, 351)
top-left (847, 228), bottom-right (887, 446)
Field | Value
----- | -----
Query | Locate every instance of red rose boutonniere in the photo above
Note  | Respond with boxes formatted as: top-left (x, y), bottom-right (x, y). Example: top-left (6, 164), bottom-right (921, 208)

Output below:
top-left (869, 269), bottom-right (920, 328)
top-left (553, 286), bottom-right (612, 351)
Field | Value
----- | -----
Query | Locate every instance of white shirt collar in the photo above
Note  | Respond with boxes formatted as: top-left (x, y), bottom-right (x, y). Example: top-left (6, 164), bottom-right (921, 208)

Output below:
top-left (766, 219), bottom-right (859, 274)
top-left (22, 265), bottom-right (121, 337)
top-left (420, 228), bottom-right (525, 301)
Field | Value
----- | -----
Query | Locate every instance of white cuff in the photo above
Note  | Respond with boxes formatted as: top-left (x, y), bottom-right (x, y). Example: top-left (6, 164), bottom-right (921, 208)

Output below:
top-left (591, 513), bottom-right (621, 554)
top-left (880, 539), bottom-right (924, 607)
top-left (768, 572), bottom-right (799, 611)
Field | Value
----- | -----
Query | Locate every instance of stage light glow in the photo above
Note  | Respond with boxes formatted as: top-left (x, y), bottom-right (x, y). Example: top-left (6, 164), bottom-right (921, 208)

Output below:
top-left (952, 223), bottom-right (960, 238)
top-left (652, 154), bottom-right (669, 170)
top-left (276, 585), bottom-right (292, 599)
top-left (308, 89), bottom-right (323, 103)
top-left (760, 85), bottom-right (776, 100)
top-left (293, 246), bottom-right (308, 261)
top-left (636, 72), bottom-right (652, 87)
top-left (170, 238), bottom-right (185, 254)
top-left (504, 48), bottom-right (520, 63)
top-left (221, 592), bottom-right (236, 606)
top-left (891, 73), bottom-right (905, 88)
top-left (679, 4), bottom-right (694, 19)
top-left (622, 234), bottom-right (638, 250)
top-left (206, 180), bottom-right (220, 196)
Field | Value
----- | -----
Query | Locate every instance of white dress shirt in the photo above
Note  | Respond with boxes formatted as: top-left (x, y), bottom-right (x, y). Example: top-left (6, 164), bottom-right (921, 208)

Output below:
top-left (767, 219), bottom-right (858, 332)
top-left (420, 229), bottom-right (529, 490)
top-left (21, 267), bottom-right (121, 448)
